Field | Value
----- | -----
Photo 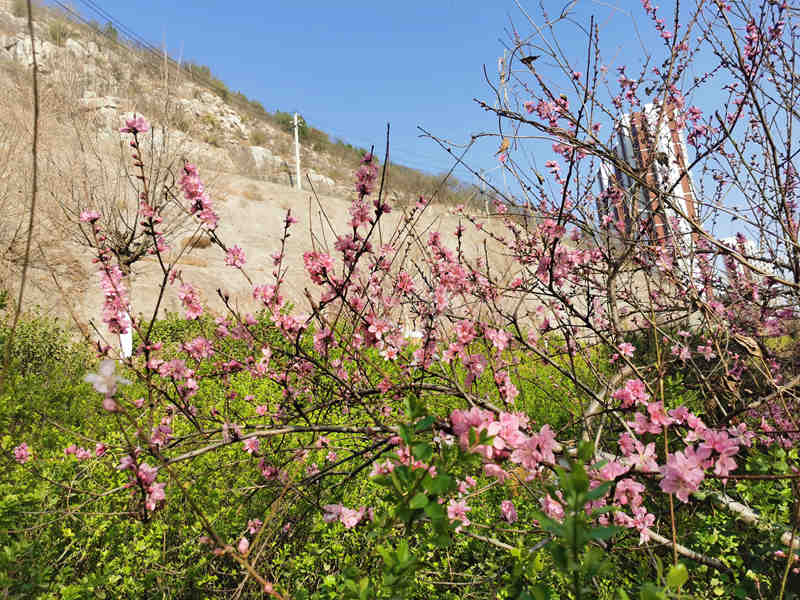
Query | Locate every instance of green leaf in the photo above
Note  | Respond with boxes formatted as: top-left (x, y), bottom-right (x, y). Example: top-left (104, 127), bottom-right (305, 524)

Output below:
top-left (424, 474), bottom-right (455, 495)
top-left (398, 424), bottom-right (413, 446)
top-left (587, 525), bottom-right (620, 541)
top-left (424, 501), bottom-right (446, 521)
top-left (414, 415), bottom-right (434, 432)
top-left (412, 442), bottom-right (433, 462)
top-left (409, 493), bottom-right (428, 510)
top-left (586, 481), bottom-right (613, 502)
top-left (666, 563), bottom-right (688, 589)
top-left (639, 583), bottom-right (667, 600)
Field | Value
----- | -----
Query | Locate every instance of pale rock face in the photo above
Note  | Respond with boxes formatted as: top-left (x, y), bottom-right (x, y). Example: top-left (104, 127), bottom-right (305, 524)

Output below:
top-left (307, 170), bottom-right (335, 189)
top-left (65, 37), bottom-right (86, 58)
top-left (217, 107), bottom-right (248, 137)
top-left (2, 33), bottom-right (58, 71)
top-left (250, 146), bottom-right (281, 169)
top-left (199, 91), bottom-right (219, 106)
top-left (80, 93), bottom-right (122, 111)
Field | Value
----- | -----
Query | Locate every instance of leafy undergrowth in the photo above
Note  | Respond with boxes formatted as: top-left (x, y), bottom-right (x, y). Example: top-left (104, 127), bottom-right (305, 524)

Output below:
top-left (1, 313), bottom-right (793, 599)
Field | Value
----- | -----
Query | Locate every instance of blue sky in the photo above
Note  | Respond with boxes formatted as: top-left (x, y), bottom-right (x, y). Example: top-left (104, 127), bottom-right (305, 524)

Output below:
top-left (53, 1), bottom-right (665, 182)
top-left (52, 1), bottom-right (731, 204)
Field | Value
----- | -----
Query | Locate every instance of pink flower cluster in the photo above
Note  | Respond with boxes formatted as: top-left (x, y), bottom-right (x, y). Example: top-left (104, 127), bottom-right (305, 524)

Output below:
top-left (180, 163), bottom-right (218, 230)
top-left (94, 250), bottom-right (130, 335)
top-left (450, 407), bottom-right (560, 479)
top-left (79, 210), bottom-right (101, 223)
top-left (611, 378), bottom-right (650, 408)
top-left (118, 457), bottom-right (166, 512)
top-left (178, 283), bottom-right (203, 320)
top-left (13, 442), bottom-right (31, 464)
top-left (322, 504), bottom-right (372, 529)
top-left (64, 443), bottom-right (106, 460)
top-left (119, 115), bottom-right (149, 134)
top-left (303, 251), bottom-right (334, 284)
top-left (224, 245), bottom-right (246, 268)
top-left (354, 153), bottom-right (378, 198)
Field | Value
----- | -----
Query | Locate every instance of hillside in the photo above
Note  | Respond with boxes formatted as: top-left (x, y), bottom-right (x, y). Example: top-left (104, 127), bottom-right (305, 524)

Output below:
top-left (0, 1), bottom-right (490, 333)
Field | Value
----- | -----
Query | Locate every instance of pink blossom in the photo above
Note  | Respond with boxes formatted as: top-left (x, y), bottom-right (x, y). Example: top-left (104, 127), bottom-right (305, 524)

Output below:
top-left (137, 463), bottom-right (158, 485)
top-left (631, 505), bottom-right (656, 544)
top-left (614, 478), bottom-right (645, 507)
top-left (85, 360), bottom-right (130, 397)
top-left (224, 245), bottom-right (246, 268)
top-left (238, 537), bottom-right (250, 555)
top-left (146, 482), bottom-right (166, 511)
top-left (629, 412), bottom-right (662, 435)
top-left (339, 507), bottom-right (365, 529)
top-left (354, 153), bottom-right (378, 197)
top-left (659, 446), bottom-right (710, 502)
top-left (13, 442), bottom-right (31, 464)
top-left (626, 441), bottom-right (659, 473)
top-left (611, 378), bottom-right (650, 408)
top-left (618, 432), bottom-right (636, 456)
top-left (484, 463), bottom-right (510, 482)
top-left (119, 115), bottom-right (150, 134)
top-left (697, 344), bottom-right (716, 360)
top-left (500, 500), bottom-right (518, 523)
top-left (540, 494), bottom-right (564, 520)
top-left (79, 210), bottom-right (101, 223)
top-left (596, 460), bottom-right (630, 481)
top-left (243, 438), bottom-right (260, 455)
top-left (646, 401), bottom-right (675, 428)
top-left (447, 499), bottom-right (471, 527)
top-left (510, 424), bottom-right (558, 470)
top-left (303, 251), bottom-right (334, 284)
top-left (248, 519), bottom-right (263, 534)
top-left (178, 284), bottom-right (203, 320)
top-left (618, 342), bottom-right (635, 357)
top-left (322, 504), bottom-right (343, 523)
top-left (75, 447), bottom-right (92, 460)
top-left (671, 343), bottom-right (691, 362)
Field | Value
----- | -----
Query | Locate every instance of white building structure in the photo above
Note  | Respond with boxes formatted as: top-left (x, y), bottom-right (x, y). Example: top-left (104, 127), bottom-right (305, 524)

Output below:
top-left (597, 103), bottom-right (697, 245)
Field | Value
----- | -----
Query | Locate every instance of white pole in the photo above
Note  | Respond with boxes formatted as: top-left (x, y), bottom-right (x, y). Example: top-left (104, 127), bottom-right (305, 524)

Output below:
top-left (293, 112), bottom-right (301, 190)
top-left (119, 311), bottom-right (133, 359)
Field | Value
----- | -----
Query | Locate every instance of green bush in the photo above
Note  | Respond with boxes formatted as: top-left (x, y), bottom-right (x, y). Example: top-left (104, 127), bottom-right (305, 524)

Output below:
top-left (274, 111), bottom-right (308, 139)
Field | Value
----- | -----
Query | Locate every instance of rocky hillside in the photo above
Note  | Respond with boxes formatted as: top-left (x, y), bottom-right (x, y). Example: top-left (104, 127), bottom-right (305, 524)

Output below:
top-left (0, 1), bottom-right (475, 200)
top-left (0, 2), bottom-right (503, 339)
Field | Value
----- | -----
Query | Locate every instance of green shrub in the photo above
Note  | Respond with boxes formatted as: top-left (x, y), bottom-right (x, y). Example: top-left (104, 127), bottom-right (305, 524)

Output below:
top-left (274, 111), bottom-right (307, 139)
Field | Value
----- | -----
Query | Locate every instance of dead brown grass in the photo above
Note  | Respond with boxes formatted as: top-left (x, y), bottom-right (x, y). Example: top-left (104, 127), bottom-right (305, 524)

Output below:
top-left (181, 234), bottom-right (212, 250)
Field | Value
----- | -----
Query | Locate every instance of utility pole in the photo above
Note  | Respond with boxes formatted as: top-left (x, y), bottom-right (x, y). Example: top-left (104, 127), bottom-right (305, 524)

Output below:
top-left (293, 112), bottom-right (301, 190)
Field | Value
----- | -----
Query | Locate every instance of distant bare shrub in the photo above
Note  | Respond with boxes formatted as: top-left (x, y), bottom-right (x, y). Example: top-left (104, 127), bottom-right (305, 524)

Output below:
top-left (173, 255), bottom-right (208, 268)
top-left (249, 128), bottom-right (268, 147)
top-left (48, 21), bottom-right (69, 47)
top-left (11, 0), bottom-right (28, 18)
top-left (241, 184), bottom-right (263, 202)
top-left (181, 234), bottom-right (212, 250)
